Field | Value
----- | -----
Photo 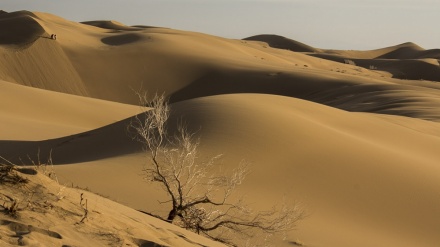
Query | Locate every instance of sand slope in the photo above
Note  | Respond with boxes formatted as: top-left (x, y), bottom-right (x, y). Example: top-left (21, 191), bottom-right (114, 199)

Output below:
top-left (170, 94), bottom-right (440, 247)
top-left (0, 79), bottom-right (140, 140)
top-left (1, 10), bottom-right (440, 247)
top-left (0, 166), bottom-right (226, 247)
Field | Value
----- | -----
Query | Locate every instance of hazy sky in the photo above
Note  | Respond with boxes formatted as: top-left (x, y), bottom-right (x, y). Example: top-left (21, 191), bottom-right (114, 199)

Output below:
top-left (2, 0), bottom-right (439, 50)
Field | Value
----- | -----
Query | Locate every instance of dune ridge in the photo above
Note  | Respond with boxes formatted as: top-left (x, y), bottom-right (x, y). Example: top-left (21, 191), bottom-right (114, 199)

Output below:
top-left (81, 20), bottom-right (143, 31)
top-left (375, 42), bottom-right (440, 59)
top-left (1, 10), bottom-right (440, 247)
top-left (244, 34), bottom-right (322, 53)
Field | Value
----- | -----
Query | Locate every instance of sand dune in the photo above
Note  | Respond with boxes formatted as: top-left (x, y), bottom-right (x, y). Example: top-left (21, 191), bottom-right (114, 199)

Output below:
top-left (1, 10), bottom-right (440, 247)
top-left (325, 42), bottom-right (427, 59)
top-left (376, 42), bottom-right (440, 59)
top-left (0, 79), bottom-right (140, 140)
top-left (244, 34), bottom-right (322, 53)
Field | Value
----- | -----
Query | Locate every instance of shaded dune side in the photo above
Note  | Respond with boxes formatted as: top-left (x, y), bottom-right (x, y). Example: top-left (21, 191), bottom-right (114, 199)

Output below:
top-left (101, 33), bottom-right (146, 46)
top-left (0, 117), bottom-right (142, 165)
top-left (306, 83), bottom-right (440, 121)
top-left (0, 11), bottom-right (45, 46)
top-left (244, 34), bottom-right (321, 53)
top-left (368, 59), bottom-right (440, 81)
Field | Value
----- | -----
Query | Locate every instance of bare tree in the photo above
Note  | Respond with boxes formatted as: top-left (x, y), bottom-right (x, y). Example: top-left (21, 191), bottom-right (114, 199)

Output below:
top-left (130, 92), bottom-right (305, 247)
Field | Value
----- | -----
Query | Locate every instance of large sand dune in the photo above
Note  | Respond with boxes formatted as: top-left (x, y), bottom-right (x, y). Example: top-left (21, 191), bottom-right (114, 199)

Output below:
top-left (1, 10), bottom-right (440, 247)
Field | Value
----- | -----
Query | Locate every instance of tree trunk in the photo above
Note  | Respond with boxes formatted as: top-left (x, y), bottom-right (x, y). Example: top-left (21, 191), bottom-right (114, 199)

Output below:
top-left (167, 208), bottom-right (177, 222)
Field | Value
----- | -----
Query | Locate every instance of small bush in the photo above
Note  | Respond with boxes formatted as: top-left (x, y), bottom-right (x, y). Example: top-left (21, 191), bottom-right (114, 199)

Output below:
top-left (344, 59), bottom-right (356, 66)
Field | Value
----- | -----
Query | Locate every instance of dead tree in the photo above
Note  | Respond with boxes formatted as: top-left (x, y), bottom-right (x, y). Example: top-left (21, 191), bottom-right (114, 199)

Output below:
top-left (130, 93), bottom-right (304, 246)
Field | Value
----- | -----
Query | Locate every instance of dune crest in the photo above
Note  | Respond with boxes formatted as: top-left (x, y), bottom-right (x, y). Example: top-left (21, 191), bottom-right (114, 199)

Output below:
top-left (244, 34), bottom-right (322, 53)
top-left (82, 20), bottom-right (143, 31)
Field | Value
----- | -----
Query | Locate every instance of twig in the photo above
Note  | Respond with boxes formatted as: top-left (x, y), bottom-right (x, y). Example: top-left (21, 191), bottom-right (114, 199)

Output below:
top-left (79, 193), bottom-right (88, 223)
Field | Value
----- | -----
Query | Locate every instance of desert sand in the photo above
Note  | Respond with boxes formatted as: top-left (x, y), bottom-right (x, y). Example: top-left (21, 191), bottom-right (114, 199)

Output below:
top-left (1, 10), bottom-right (440, 247)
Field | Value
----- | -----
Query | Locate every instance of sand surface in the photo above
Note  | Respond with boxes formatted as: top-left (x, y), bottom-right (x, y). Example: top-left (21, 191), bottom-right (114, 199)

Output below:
top-left (0, 166), bottom-right (226, 247)
top-left (1, 10), bottom-right (440, 247)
